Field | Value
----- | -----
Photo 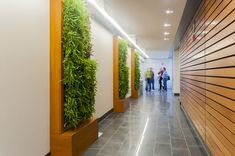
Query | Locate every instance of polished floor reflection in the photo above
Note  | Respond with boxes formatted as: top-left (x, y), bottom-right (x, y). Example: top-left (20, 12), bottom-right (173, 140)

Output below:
top-left (83, 91), bottom-right (209, 156)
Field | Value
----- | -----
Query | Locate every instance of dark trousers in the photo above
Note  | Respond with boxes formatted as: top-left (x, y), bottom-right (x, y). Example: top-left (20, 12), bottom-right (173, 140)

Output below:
top-left (159, 77), bottom-right (162, 90)
top-left (163, 78), bottom-right (167, 91)
top-left (151, 78), bottom-right (155, 90)
top-left (145, 78), bottom-right (151, 91)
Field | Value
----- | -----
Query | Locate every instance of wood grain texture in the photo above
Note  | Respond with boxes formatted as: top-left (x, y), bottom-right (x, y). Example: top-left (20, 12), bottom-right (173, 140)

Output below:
top-left (113, 36), bottom-right (129, 112)
top-left (179, 0), bottom-right (235, 155)
top-left (51, 118), bottom-right (98, 156)
top-left (50, 0), bottom-right (64, 135)
top-left (50, 1), bottom-right (98, 155)
top-left (113, 36), bottom-right (119, 103)
top-left (114, 99), bottom-right (129, 113)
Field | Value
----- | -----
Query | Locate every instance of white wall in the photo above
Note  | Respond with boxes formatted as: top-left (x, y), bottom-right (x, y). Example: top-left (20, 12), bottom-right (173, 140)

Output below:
top-left (90, 19), bottom-right (113, 118)
top-left (0, 1), bottom-right (49, 156)
top-left (141, 58), bottom-right (173, 89)
top-left (126, 47), bottom-right (132, 98)
top-left (173, 50), bottom-right (180, 94)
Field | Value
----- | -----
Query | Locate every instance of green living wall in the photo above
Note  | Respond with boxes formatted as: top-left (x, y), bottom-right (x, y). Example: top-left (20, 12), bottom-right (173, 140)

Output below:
top-left (135, 52), bottom-right (141, 90)
top-left (63, 0), bottom-right (97, 129)
top-left (119, 39), bottom-right (129, 99)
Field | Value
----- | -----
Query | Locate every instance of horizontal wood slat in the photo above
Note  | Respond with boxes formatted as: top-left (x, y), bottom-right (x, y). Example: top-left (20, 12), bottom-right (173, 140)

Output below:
top-left (181, 0), bottom-right (234, 64)
top-left (180, 0), bottom-right (235, 155)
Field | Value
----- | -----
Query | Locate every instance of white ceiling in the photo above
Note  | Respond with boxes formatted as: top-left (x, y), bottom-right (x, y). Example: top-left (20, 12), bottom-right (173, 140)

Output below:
top-left (103, 0), bottom-right (187, 58)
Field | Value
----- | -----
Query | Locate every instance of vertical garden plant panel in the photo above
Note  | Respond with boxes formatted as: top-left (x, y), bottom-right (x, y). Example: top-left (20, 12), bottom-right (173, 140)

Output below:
top-left (63, 0), bottom-right (97, 129)
top-left (118, 39), bottom-right (129, 99)
top-left (134, 52), bottom-right (140, 90)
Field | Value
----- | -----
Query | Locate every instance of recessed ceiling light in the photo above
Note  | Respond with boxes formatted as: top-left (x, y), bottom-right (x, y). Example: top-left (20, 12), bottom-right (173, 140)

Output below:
top-left (164, 32), bottom-right (170, 35)
top-left (164, 23), bottom-right (171, 27)
top-left (164, 38), bottom-right (169, 41)
top-left (166, 9), bottom-right (174, 14)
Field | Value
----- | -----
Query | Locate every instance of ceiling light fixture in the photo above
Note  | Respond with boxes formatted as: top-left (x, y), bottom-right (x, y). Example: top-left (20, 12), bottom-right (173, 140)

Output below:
top-left (164, 32), bottom-right (170, 35)
top-left (166, 9), bottom-right (174, 14)
top-left (164, 23), bottom-right (171, 27)
top-left (87, 0), bottom-right (149, 59)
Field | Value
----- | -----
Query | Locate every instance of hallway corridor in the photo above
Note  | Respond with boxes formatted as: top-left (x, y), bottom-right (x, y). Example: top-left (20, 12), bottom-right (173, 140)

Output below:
top-left (83, 92), bottom-right (209, 156)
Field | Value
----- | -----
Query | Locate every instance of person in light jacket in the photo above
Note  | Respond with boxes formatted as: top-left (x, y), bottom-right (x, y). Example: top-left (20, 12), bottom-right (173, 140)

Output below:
top-left (145, 68), bottom-right (152, 92)
top-left (162, 67), bottom-right (169, 91)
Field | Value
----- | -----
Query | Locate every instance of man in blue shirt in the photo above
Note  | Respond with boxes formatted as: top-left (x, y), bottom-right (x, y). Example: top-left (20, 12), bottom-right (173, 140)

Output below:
top-left (162, 67), bottom-right (169, 91)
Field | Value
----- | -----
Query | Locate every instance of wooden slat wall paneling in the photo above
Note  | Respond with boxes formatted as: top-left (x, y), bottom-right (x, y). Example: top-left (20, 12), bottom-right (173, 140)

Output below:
top-left (181, 84), bottom-right (206, 118)
top-left (205, 1), bottom-right (235, 155)
top-left (180, 85), bottom-right (206, 139)
top-left (180, 0), bottom-right (210, 58)
top-left (206, 91), bottom-right (235, 111)
top-left (180, 0), bottom-right (235, 155)
top-left (180, 0), bottom-right (232, 65)
top-left (181, 0), bottom-right (207, 141)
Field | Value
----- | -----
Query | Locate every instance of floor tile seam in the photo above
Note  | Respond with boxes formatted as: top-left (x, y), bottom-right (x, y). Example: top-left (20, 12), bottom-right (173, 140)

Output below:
top-left (168, 119), bottom-right (173, 156)
top-left (113, 118), bottom-right (134, 156)
top-left (153, 128), bottom-right (158, 156)
top-left (172, 147), bottom-right (192, 150)
top-left (88, 147), bottom-right (100, 150)
top-left (185, 136), bottom-right (203, 147)
top-left (114, 138), bottom-right (126, 156)
top-left (99, 121), bottom-right (111, 130)
top-left (116, 108), bottom-right (147, 156)
top-left (101, 119), bottom-right (114, 129)
top-left (178, 108), bottom-right (192, 156)
top-left (187, 144), bottom-right (203, 148)
top-left (96, 121), bottom-right (121, 156)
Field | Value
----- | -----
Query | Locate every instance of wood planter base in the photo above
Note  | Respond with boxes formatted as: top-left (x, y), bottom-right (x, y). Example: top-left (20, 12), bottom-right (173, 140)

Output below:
top-left (51, 118), bottom-right (98, 156)
top-left (131, 90), bottom-right (139, 99)
top-left (114, 99), bottom-right (129, 113)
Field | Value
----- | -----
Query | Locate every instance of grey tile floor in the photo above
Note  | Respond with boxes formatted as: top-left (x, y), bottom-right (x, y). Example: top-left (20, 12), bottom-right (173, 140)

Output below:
top-left (83, 91), bottom-right (209, 156)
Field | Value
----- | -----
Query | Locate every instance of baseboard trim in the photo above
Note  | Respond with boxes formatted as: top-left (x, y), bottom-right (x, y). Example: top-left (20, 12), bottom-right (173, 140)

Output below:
top-left (45, 152), bottom-right (50, 156)
top-left (98, 97), bottom-right (133, 122)
top-left (126, 96), bottom-right (133, 102)
top-left (98, 108), bottom-right (114, 122)
top-left (174, 93), bottom-right (180, 96)
top-left (180, 105), bottom-right (212, 156)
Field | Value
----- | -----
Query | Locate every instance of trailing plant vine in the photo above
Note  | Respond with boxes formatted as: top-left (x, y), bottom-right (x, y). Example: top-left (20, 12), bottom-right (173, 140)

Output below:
top-left (63, 0), bottom-right (97, 129)
top-left (134, 52), bottom-right (141, 90)
top-left (119, 39), bottom-right (129, 99)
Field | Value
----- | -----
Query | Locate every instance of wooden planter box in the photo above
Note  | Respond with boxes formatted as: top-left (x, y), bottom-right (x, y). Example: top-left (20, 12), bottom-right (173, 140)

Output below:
top-left (132, 89), bottom-right (139, 99)
top-left (51, 118), bottom-right (98, 156)
top-left (114, 99), bottom-right (129, 113)
top-left (50, 1), bottom-right (98, 156)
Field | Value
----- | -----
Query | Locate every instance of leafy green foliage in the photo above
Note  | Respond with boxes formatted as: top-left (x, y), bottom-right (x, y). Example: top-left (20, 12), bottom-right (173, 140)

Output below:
top-left (134, 52), bottom-right (141, 90)
top-left (63, 0), bottom-right (97, 129)
top-left (63, 0), bottom-right (92, 58)
top-left (119, 39), bottom-right (129, 99)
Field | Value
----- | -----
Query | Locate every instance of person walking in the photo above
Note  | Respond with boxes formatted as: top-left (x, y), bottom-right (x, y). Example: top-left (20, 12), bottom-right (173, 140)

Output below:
top-left (150, 68), bottom-right (155, 90)
top-left (158, 67), bottom-right (164, 91)
top-left (162, 67), bottom-right (169, 91)
top-left (145, 68), bottom-right (152, 92)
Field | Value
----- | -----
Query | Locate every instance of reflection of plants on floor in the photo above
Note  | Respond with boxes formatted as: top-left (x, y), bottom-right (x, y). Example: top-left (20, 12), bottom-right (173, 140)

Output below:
top-left (63, 0), bottom-right (97, 129)
top-left (119, 39), bottom-right (129, 99)
top-left (135, 52), bottom-right (141, 90)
